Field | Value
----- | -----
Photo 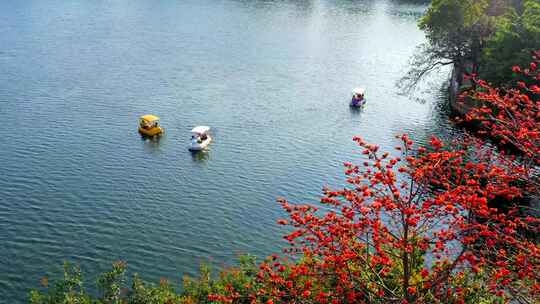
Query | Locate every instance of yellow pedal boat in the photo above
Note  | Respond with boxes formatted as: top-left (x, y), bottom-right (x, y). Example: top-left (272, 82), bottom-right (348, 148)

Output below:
top-left (138, 114), bottom-right (164, 137)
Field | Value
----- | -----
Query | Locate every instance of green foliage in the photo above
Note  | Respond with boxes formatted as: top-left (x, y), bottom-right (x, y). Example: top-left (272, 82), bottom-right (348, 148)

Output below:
top-left (407, 0), bottom-right (538, 90)
top-left (419, 0), bottom-right (495, 63)
top-left (30, 256), bottom-right (259, 304)
top-left (182, 255), bottom-right (258, 304)
top-left (420, 0), bottom-right (490, 32)
top-left (97, 261), bottom-right (127, 303)
top-left (481, 0), bottom-right (540, 84)
top-left (30, 262), bottom-right (91, 304)
top-left (128, 275), bottom-right (182, 304)
top-left (400, 0), bottom-right (501, 92)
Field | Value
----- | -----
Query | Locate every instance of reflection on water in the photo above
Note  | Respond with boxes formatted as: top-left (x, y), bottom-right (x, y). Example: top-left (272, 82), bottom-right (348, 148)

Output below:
top-left (141, 134), bottom-right (164, 154)
top-left (0, 0), bottom-right (458, 302)
top-left (349, 105), bottom-right (365, 113)
top-left (349, 104), bottom-right (365, 116)
top-left (191, 150), bottom-right (211, 163)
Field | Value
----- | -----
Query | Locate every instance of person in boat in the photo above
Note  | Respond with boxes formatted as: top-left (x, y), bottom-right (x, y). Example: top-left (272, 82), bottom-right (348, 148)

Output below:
top-left (195, 135), bottom-right (203, 144)
top-left (352, 93), bottom-right (364, 106)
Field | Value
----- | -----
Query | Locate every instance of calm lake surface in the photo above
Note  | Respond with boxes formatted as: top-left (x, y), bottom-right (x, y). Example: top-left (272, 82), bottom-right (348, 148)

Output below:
top-left (0, 0), bottom-right (459, 301)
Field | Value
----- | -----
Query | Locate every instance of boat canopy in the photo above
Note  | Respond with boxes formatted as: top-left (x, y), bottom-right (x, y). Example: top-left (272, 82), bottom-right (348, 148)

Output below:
top-left (352, 88), bottom-right (366, 95)
top-left (191, 126), bottom-right (210, 135)
top-left (140, 114), bottom-right (160, 123)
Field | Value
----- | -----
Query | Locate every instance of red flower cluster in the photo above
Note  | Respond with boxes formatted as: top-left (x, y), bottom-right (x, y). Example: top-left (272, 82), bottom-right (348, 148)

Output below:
top-left (209, 134), bottom-right (539, 303)
top-left (462, 51), bottom-right (540, 169)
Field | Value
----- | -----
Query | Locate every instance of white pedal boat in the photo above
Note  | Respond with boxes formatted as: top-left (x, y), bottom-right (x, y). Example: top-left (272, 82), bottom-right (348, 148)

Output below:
top-left (350, 87), bottom-right (366, 107)
top-left (189, 126), bottom-right (212, 151)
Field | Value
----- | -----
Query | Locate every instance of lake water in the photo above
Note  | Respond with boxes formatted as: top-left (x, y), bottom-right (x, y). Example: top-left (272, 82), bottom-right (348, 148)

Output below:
top-left (0, 0), bottom-right (459, 302)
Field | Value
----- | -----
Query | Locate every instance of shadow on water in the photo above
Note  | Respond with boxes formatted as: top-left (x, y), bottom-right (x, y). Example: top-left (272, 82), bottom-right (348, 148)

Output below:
top-left (349, 104), bottom-right (365, 115)
top-left (407, 83), bottom-right (466, 146)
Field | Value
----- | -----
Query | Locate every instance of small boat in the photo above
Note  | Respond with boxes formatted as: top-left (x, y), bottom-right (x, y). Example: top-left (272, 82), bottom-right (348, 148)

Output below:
top-left (350, 87), bottom-right (366, 107)
top-left (189, 126), bottom-right (212, 151)
top-left (138, 114), bottom-right (164, 137)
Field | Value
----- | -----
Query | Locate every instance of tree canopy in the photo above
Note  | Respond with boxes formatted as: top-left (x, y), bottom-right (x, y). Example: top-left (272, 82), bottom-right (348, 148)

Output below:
top-left (402, 0), bottom-right (539, 91)
top-left (481, 0), bottom-right (540, 84)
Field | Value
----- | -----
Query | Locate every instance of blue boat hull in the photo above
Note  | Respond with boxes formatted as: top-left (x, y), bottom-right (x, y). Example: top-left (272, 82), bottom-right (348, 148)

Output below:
top-left (350, 98), bottom-right (365, 107)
